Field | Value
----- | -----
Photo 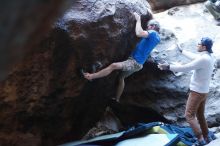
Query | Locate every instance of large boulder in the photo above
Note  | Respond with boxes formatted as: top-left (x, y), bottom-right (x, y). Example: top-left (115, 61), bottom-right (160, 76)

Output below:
top-left (0, 0), bottom-right (153, 145)
top-left (55, 0), bottom-right (152, 71)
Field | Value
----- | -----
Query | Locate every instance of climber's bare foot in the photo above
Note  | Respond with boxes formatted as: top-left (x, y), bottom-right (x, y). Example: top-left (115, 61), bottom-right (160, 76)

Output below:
top-left (112, 97), bottom-right (120, 103)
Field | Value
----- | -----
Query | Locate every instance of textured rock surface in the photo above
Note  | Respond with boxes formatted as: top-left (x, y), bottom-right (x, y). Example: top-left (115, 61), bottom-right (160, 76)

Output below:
top-left (148, 0), bottom-right (206, 11)
top-left (55, 0), bottom-right (152, 72)
top-left (0, 0), bottom-right (153, 145)
top-left (0, 0), bottom-right (73, 81)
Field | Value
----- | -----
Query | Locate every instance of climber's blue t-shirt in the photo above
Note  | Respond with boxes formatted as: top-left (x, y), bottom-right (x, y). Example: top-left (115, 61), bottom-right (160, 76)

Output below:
top-left (131, 30), bottom-right (160, 65)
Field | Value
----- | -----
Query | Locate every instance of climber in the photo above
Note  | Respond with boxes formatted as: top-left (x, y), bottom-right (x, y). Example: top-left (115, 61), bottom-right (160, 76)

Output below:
top-left (158, 37), bottom-right (215, 145)
top-left (205, 0), bottom-right (220, 26)
top-left (83, 12), bottom-right (161, 102)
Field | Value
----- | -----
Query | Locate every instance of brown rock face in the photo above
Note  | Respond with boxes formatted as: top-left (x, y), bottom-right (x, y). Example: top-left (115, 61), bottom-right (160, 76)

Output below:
top-left (0, 0), bottom-right (72, 81)
top-left (0, 0), bottom-right (155, 145)
top-left (148, 0), bottom-right (206, 11)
